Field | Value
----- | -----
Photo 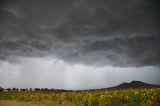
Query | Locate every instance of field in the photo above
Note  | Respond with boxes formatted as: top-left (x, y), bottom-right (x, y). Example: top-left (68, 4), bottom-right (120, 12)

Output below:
top-left (0, 88), bottom-right (160, 106)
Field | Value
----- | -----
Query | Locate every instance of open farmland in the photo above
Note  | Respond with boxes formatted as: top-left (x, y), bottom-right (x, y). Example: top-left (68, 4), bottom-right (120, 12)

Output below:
top-left (0, 88), bottom-right (160, 106)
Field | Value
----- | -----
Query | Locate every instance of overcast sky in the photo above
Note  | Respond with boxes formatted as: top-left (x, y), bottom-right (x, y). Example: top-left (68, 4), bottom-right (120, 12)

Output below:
top-left (0, 0), bottom-right (160, 90)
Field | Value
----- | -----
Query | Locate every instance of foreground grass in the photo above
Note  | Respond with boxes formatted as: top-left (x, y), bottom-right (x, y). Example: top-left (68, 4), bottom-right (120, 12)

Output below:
top-left (0, 100), bottom-right (70, 106)
top-left (0, 88), bottom-right (160, 106)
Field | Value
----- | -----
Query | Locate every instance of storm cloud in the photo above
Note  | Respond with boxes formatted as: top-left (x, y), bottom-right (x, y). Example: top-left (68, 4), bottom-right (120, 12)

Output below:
top-left (0, 0), bottom-right (160, 67)
top-left (0, 0), bottom-right (160, 89)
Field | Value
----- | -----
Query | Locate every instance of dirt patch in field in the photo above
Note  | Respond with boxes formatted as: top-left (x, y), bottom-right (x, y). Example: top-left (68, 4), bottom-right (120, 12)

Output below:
top-left (0, 100), bottom-right (72, 106)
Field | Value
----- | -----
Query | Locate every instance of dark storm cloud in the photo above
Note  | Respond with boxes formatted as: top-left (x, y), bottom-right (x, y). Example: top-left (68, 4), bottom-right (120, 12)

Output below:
top-left (82, 36), bottom-right (160, 66)
top-left (0, 0), bottom-right (160, 67)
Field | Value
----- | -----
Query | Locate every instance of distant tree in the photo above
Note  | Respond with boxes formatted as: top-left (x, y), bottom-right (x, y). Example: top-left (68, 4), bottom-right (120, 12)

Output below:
top-left (25, 89), bottom-right (28, 92)
top-left (6, 88), bottom-right (11, 92)
top-left (12, 88), bottom-right (18, 92)
top-left (49, 88), bottom-right (54, 92)
top-left (0, 87), bottom-right (4, 92)
top-left (41, 88), bottom-right (49, 92)
top-left (44, 88), bottom-right (49, 92)
top-left (41, 88), bottom-right (44, 91)
top-left (34, 88), bottom-right (40, 91)
top-left (20, 89), bottom-right (26, 92)
top-left (29, 88), bottom-right (32, 91)
top-left (54, 89), bottom-right (65, 92)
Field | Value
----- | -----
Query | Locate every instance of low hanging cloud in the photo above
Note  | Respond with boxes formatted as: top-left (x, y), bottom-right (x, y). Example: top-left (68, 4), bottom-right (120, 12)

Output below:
top-left (0, 56), bottom-right (160, 89)
top-left (0, 35), bottom-right (160, 67)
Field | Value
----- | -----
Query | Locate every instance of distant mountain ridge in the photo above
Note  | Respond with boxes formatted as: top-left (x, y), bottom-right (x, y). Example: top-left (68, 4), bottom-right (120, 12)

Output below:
top-left (76, 81), bottom-right (160, 92)
top-left (107, 81), bottom-right (160, 90)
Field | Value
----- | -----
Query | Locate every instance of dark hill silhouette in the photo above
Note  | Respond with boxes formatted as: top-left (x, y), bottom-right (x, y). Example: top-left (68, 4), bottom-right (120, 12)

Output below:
top-left (107, 81), bottom-right (160, 90)
top-left (72, 81), bottom-right (160, 92)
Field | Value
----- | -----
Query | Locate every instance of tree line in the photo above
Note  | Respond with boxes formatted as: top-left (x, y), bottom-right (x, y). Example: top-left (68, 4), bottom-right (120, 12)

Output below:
top-left (0, 87), bottom-right (75, 92)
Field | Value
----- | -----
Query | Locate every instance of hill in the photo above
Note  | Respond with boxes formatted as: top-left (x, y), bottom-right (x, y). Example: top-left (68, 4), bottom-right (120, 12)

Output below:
top-left (107, 81), bottom-right (160, 90)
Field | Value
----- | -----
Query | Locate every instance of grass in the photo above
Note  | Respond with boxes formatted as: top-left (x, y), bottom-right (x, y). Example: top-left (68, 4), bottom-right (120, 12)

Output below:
top-left (0, 88), bottom-right (160, 106)
top-left (0, 100), bottom-right (70, 106)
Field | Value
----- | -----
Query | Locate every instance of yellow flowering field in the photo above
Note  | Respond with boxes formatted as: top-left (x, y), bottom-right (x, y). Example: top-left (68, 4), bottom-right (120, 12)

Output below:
top-left (0, 88), bottom-right (160, 106)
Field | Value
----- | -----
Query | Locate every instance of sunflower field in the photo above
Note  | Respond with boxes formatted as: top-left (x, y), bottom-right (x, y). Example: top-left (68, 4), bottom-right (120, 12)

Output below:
top-left (0, 88), bottom-right (160, 106)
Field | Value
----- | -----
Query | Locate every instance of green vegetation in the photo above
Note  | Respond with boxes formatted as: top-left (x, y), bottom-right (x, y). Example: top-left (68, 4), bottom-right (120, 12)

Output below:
top-left (0, 88), bottom-right (160, 106)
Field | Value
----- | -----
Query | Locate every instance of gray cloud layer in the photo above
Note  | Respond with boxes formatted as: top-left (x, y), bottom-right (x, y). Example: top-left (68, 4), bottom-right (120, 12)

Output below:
top-left (0, 0), bottom-right (160, 67)
top-left (0, 57), bottom-right (160, 89)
